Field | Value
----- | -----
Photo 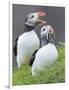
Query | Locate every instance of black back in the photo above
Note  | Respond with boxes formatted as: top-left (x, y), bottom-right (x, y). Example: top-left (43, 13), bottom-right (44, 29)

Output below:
top-left (29, 49), bottom-right (38, 66)
top-left (13, 37), bottom-right (18, 56)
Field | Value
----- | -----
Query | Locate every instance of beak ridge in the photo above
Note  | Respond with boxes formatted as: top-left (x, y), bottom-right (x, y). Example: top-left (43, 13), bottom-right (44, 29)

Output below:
top-left (37, 11), bottom-right (46, 16)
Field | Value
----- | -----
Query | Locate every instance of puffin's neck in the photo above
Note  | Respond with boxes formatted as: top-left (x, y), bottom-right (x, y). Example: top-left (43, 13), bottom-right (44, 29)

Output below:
top-left (24, 25), bottom-right (35, 32)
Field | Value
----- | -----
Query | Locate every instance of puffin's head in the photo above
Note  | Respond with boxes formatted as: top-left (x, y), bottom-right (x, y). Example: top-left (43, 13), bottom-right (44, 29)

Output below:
top-left (41, 25), bottom-right (49, 38)
top-left (41, 25), bottom-right (55, 43)
top-left (25, 11), bottom-right (47, 27)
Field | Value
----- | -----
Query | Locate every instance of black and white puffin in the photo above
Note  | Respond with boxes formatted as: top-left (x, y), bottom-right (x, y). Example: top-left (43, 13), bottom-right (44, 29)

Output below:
top-left (40, 25), bottom-right (55, 47)
top-left (31, 25), bottom-right (58, 76)
top-left (29, 25), bottom-right (55, 66)
top-left (13, 11), bottom-right (46, 68)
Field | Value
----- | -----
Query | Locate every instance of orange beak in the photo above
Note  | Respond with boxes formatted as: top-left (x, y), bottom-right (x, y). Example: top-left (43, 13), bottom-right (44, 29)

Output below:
top-left (37, 11), bottom-right (46, 16)
top-left (37, 11), bottom-right (47, 26)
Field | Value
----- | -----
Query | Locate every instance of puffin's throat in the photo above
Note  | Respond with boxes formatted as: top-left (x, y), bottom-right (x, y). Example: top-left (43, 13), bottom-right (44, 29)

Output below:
top-left (24, 25), bottom-right (35, 32)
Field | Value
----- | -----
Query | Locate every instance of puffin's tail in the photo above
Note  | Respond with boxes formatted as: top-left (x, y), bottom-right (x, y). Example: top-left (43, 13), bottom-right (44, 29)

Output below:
top-left (29, 49), bottom-right (38, 66)
top-left (13, 37), bottom-right (18, 56)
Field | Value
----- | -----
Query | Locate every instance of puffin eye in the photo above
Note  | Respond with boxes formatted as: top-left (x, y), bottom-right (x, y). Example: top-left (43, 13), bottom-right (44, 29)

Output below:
top-left (30, 15), bottom-right (34, 19)
top-left (43, 28), bottom-right (45, 31)
top-left (31, 15), bottom-right (34, 18)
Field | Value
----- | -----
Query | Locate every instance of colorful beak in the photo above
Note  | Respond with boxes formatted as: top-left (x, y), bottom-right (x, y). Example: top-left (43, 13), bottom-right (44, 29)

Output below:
top-left (37, 11), bottom-right (46, 16)
top-left (37, 11), bottom-right (47, 26)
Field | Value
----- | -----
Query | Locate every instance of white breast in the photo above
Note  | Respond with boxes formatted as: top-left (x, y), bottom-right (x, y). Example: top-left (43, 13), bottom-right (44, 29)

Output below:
top-left (18, 31), bottom-right (39, 48)
top-left (32, 43), bottom-right (58, 76)
top-left (17, 30), bottom-right (40, 68)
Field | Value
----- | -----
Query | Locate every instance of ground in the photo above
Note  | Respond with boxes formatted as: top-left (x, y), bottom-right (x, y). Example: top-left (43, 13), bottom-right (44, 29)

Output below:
top-left (12, 45), bottom-right (65, 85)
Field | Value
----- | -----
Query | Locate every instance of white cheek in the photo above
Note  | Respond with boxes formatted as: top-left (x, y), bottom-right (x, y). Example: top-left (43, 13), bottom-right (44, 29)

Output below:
top-left (28, 17), bottom-right (37, 25)
top-left (32, 16), bottom-right (38, 24)
top-left (41, 32), bottom-right (46, 38)
top-left (41, 30), bottom-right (48, 38)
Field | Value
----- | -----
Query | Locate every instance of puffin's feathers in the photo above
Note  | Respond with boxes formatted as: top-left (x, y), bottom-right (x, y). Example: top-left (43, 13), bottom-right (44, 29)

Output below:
top-left (32, 43), bottom-right (58, 76)
top-left (13, 37), bottom-right (18, 56)
top-left (29, 49), bottom-right (38, 66)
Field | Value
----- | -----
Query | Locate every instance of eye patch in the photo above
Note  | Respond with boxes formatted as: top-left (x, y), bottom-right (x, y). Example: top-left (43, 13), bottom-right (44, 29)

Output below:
top-left (43, 28), bottom-right (45, 31)
top-left (30, 15), bottom-right (34, 19)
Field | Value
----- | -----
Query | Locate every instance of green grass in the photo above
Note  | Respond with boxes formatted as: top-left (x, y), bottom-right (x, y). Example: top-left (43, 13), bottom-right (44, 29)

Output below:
top-left (12, 45), bottom-right (65, 85)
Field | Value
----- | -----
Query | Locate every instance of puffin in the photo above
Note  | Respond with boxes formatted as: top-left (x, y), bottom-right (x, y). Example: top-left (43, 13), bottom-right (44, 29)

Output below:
top-left (31, 25), bottom-right (58, 76)
top-left (40, 25), bottom-right (55, 47)
top-left (13, 11), bottom-right (47, 68)
top-left (29, 25), bottom-right (55, 66)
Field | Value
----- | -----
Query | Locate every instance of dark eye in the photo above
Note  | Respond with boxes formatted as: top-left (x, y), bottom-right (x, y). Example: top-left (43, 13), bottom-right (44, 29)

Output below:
top-left (43, 28), bottom-right (45, 31)
top-left (30, 15), bottom-right (34, 19)
top-left (31, 15), bottom-right (34, 18)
